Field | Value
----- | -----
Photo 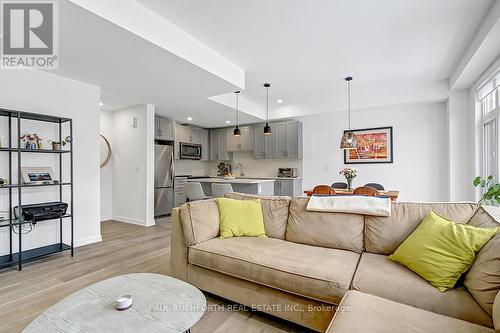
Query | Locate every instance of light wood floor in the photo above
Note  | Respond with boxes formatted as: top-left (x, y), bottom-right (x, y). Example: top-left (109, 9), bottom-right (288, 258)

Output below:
top-left (0, 218), bottom-right (311, 333)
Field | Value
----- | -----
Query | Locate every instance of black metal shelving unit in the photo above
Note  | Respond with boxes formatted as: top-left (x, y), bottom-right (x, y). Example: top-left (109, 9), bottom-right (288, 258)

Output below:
top-left (0, 109), bottom-right (73, 271)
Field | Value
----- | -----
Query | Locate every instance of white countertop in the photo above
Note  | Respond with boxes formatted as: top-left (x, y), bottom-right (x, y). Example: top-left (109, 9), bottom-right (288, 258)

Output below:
top-left (186, 177), bottom-right (275, 184)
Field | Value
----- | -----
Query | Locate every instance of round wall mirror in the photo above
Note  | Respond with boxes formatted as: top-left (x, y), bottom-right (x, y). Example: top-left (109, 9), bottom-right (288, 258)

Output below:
top-left (100, 134), bottom-right (112, 168)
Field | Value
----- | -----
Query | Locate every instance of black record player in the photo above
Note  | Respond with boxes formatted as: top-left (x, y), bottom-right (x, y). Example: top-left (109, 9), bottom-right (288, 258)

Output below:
top-left (14, 202), bottom-right (68, 223)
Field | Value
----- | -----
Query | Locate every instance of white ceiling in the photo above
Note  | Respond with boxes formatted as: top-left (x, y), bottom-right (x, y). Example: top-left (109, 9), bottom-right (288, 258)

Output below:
top-left (54, 0), bottom-right (261, 128)
top-left (138, 0), bottom-right (493, 108)
top-left (57, 0), bottom-right (494, 128)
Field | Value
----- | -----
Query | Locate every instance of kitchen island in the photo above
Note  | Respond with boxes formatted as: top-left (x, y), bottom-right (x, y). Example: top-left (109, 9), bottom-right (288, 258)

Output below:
top-left (185, 178), bottom-right (275, 196)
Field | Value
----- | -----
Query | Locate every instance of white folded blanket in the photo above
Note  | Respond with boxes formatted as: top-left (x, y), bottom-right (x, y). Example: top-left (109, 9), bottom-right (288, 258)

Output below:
top-left (306, 195), bottom-right (392, 217)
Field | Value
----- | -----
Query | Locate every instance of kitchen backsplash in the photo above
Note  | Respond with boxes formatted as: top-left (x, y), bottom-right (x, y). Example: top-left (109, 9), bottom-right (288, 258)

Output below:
top-left (175, 152), bottom-right (303, 178)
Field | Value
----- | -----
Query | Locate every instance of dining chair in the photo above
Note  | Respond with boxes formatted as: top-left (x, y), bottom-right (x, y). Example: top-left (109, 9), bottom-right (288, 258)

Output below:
top-left (312, 185), bottom-right (336, 195)
top-left (185, 182), bottom-right (210, 201)
top-left (211, 183), bottom-right (234, 198)
top-left (353, 186), bottom-right (381, 197)
top-left (331, 182), bottom-right (348, 189)
top-left (364, 183), bottom-right (385, 191)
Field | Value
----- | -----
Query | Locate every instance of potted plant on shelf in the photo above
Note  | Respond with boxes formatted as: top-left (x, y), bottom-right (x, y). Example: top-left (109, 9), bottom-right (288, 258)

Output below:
top-left (48, 137), bottom-right (70, 151)
top-left (340, 167), bottom-right (358, 191)
top-left (473, 175), bottom-right (500, 205)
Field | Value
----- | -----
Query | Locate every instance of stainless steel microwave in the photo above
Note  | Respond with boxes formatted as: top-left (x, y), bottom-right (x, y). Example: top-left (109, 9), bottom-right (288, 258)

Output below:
top-left (180, 142), bottom-right (202, 160)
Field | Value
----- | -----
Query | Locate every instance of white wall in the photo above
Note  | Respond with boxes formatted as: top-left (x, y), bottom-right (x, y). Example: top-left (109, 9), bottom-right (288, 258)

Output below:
top-left (297, 102), bottom-right (448, 202)
top-left (100, 110), bottom-right (113, 220)
top-left (0, 70), bottom-right (101, 254)
top-left (110, 104), bottom-right (155, 226)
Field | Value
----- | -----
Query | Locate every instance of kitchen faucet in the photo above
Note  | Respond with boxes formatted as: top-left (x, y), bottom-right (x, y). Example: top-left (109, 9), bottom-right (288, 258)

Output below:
top-left (236, 163), bottom-right (245, 177)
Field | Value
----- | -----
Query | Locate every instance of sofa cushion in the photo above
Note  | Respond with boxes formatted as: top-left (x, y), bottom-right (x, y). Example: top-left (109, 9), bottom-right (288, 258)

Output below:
top-left (216, 198), bottom-right (266, 238)
top-left (327, 290), bottom-right (494, 333)
top-left (225, 192), bottom-right (291, 239)
top-left (465, 206), bottom-right (500, 316)
top-left (352, 252), bottom-right (493, 328)
top-left (180, 199), bottom-right (220, 246)
top-left (188, 237), bottom-right (360, 304)
top-left (365, 202), bottom-right (478, 255)
top-left (286, 197), bottom-right (364, 253)
top-left (389, 210), bottom-right (499, 292)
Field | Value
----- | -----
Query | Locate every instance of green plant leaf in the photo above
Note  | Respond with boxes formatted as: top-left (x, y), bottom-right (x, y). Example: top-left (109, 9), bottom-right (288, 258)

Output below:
top-left (474, 176), bottom-right (482, 186)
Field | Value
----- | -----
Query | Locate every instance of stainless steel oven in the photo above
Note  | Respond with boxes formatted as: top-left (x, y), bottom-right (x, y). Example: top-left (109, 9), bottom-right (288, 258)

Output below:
top-left (180, 142), bottom-right (202, 160)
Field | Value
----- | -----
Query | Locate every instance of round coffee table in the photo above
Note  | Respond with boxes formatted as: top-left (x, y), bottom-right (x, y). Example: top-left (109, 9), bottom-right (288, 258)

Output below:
top-left (22, 273), bottom-right (206, 333)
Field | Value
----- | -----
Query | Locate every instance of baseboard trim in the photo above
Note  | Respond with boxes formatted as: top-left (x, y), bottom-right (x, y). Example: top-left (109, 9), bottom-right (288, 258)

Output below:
top-left (75, 234), bottom-right (102, 247)
top-left (100, 215), bottom-right (112, 222)
top-left (112, 215), bottom-right (155, 227)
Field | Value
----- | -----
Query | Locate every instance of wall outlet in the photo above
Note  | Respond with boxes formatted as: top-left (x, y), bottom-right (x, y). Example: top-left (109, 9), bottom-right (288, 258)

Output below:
top-left (131, 117), bottom-right (137, 128)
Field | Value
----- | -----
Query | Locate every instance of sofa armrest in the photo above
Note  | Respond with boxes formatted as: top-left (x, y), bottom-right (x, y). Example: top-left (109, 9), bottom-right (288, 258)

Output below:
top-left (170, 207), bottom-right (188, 281)
top-left (493, 290), bottom-right (500, 331)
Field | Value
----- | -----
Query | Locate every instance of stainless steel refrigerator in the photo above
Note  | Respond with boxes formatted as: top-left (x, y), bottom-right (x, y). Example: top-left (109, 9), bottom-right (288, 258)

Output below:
top-left (154, 140), bottom-right (174, 217)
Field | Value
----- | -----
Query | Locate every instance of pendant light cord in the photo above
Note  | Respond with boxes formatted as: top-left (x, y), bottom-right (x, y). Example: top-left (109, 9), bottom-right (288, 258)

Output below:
top-left (236, 91), bottom-right (239, 127)
top-left (347, 79), bottom-right (351, 131)
top-left (266, 85), bottom-right (269, 123)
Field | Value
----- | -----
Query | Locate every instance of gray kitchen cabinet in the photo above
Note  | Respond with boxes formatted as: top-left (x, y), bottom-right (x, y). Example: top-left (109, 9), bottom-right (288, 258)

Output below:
top-left (228, 126), bottom-right (254, 152)
top-left (273, 122), bottom-right (287, 159)
top-left (274, 178), bottom-right (303, 197)
top-left (174, 177), bottom-right (188, 207)
top-left (254, 125), bottom-right (275, 159)
top-left (273, 120), bottom-right (303, 159)
top-left (199, 128), bottom-right (209, 161)
top-left (209, 128), bottom-right (230, 161)
top-left (155, 116), bottom-right (174, 141)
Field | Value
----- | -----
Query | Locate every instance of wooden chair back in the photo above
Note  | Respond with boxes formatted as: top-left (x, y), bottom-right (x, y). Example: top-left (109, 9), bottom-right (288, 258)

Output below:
top-left (353, 186), bottom-right (381, 197)
top-left (312, 185), bottom-right (336, 195)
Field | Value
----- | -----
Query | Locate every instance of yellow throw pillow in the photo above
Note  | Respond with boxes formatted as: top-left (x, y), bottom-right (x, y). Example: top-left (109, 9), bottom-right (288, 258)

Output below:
top-left (216, 198), bottom-right (267, 239)
top-left (389, 211), bottom-right (500, 292)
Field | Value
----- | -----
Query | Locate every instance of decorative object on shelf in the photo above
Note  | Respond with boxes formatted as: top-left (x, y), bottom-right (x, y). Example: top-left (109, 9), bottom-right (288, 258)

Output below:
top-left (0, 178), bottom-right (8, 186)
top-left (48, 136), bottom-right (70, 150)
top-left (340, 76), bottom-right (357, 150)
top-left (21, 167), bottom-right (57, 184)
top-left (217, 161), bottom-right (232, 177)
top-left (233, 91), bottom-right (241, 137)
top-left (20, 133), bottom-right (42, 149)
top-left (100, 134), bottom-right (112, 168)
top-left (473, 175), bottom-right (500, 205)
top-left (340, 167), bottom-right (357, 191)
top-left (344, 126), bottom-right (394, 164)
top-left (263, 83), bottom-right (272, 135)
top-left (0, 134), bottom-right (4, 148)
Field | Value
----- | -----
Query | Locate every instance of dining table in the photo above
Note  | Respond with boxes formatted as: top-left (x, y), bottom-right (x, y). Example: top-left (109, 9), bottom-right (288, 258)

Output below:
top-left (303, 188), bottom-right (400, 202)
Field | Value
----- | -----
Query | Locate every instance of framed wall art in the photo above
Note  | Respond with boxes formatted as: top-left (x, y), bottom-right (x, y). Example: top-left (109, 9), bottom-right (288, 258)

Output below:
top-left (344, 126), bottom-right (393, 164)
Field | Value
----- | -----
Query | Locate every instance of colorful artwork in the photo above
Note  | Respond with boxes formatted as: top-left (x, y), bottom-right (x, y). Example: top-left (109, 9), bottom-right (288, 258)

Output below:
top-left (344, 127), bottom-right (393, 164)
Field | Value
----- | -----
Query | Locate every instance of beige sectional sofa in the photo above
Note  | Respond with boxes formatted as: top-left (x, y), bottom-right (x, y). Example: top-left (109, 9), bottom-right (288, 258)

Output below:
top-left (170, 193), bottom-right (500, 332)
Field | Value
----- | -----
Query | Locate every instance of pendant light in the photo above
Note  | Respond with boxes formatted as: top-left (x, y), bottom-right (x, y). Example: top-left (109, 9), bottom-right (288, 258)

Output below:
top-left (263, 83), bottom-right (272, 135)
top-left (340, 76), bottom-right (357, 149)
top-left (233, 91), bottom-right (241, 136)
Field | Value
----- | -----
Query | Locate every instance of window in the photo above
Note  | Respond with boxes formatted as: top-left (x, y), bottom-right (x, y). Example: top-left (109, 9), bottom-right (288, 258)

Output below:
top-left (478, 70), bottom-right (500, 182)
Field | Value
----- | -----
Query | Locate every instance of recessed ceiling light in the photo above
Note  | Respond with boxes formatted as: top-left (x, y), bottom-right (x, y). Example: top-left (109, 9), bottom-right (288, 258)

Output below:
top-left (187, 117), bottom-right (193, 121)
top-left (276, 99), bottom-right (283, 104)
top-left (225, 120), bottom-right (231, 124)
top-left (99, 102), bottom-right (104, 106)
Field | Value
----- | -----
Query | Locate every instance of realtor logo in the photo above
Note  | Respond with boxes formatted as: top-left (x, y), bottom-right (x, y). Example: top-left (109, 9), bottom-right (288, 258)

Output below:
top-left (1, 1), bottom-right (58, 69)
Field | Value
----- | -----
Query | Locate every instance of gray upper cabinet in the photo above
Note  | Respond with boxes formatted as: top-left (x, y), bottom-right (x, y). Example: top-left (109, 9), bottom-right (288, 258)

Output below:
top-left (254, 125), bottom-right (275, 159)
top-left (254, 120), bottom-right (302, 160)
top-left (155, 116), bottom-right (174, 141)
top-left (228, 126), bottom-right (254, 152)
top-left (209, 128), bottom-right (230, 161)
top-left (199, 128), bottom-right (209, 161)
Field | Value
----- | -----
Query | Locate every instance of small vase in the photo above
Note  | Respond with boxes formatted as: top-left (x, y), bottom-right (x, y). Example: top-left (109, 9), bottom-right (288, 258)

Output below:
top-left (347, 179), bottom-right (353, 191)
top-left (52, 143), bottom-right (61, 151)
